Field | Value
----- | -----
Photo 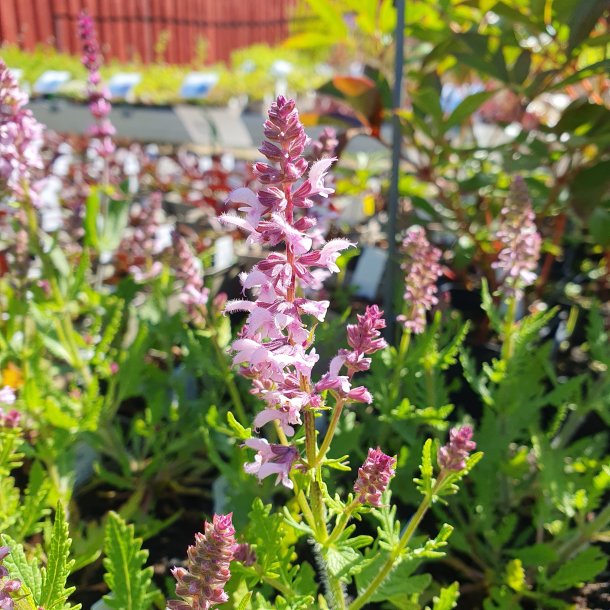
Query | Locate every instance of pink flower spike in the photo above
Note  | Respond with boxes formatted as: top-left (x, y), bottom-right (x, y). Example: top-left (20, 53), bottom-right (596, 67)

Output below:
top-left (438, 426), bottom-right (476, 472)
top-left (168, 514), bottom-right (235, 610)
top-left (354, 448), bottom-right (397, 507)
top-left (398, 225), bottom-right (443, 334)
top-left (492, 176), bottom-right (541, 300)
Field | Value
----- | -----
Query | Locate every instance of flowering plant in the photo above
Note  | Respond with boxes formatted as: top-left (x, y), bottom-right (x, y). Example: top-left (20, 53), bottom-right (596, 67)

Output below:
top-left (161, 96), bottom-right (481, 610)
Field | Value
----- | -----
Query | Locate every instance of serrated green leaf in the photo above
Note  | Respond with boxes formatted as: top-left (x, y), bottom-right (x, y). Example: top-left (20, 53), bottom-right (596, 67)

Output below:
top-left (430, 581), bottom-right (460, 610)
top-left (547, 546), bottom-right (608, 591)
top-left (416, 439), bottom-right (434, 497)
top-left (40, 503), bottom-right (80, 610)
top-left (102, 512), bottom-right (156, 610)
top-left (0, 534), bottom-right (43, 603)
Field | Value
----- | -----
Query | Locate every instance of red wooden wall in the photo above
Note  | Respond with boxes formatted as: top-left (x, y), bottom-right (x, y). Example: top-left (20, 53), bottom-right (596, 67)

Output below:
top-left (0, 0), bottom-right (296, 65)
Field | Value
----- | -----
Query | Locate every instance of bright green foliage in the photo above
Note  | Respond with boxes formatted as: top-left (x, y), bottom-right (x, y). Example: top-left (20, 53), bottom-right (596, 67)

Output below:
top-left (39, 503), bottom-right (81, 610)
top-left (428, 582), bottom-right (460, 610)
top-left (102, 512), bottom-right (157, 610)
top-left (0, 534), bottom-right (43, 609)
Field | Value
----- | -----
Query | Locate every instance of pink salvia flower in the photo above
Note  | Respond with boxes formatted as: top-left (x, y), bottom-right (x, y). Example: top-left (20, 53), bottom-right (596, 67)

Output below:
top-left (243, 438), bottom-right (299, 489)
top-left (316, 305), bottom-right (387, 401)
top-left (221, 96), bottom-right (352, 471)
top-left (0, 60), bottom-right (43, 205)
top-left (438, 426), bottom-right (476, 472)
top-left (78, 12), bottom-right (115, 157)
top-left (492, 176), bottom-right (541, 300)
top-left (397, 225), bottom-right (443, 334)
top-left (354, 448), bottom-right (397, 507)
top-left (168, 514), bottom-right (235, 610)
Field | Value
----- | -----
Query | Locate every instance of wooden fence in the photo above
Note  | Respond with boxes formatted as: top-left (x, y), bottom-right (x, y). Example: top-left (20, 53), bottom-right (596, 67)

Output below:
top-left (0, 0), bottom-right (297, 64)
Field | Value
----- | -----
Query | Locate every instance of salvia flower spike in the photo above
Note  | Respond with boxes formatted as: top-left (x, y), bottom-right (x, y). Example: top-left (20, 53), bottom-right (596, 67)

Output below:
top-left (168, 514), bottom-right (236, 610)
top-left (78, 11), bottom-right (115, 157)
top-left (397, 225), bottom-right (443, 334)
top-left (492, 176), bottom-right (541, 300)
top-left (221, 95), bottom-right (354, 483)
top-left (438, 426), bottom-right (477, 472)
top-left (0, 59), bottom-right (43, 205)
top-left (354, 447), bottom-right (397, 507)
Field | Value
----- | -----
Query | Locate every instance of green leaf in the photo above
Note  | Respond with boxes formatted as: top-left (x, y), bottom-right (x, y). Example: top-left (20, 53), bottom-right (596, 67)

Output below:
top-left (567, 0), bottom-right (610, 52)
top-left (324, 544), bottom-right (367, 582)
top-left (511, 50), bottom-right (532, 84)
top-left (481, 279), bottom-right (502, 332)
top-left (15, 461), bottom-right (50, 539)
top-left (102, 512), bottom-right (156, 610)
top-left (356, 553), bottom-right (431, 602)
top-left (0, 534), bottom-right (43, 603)
top-left (430, 581), bottom-right (460, 610)
top-left (227, 411), bottom-right (251, 440)
top-left (444, 91), bottom-right (495, 131)
top-left (514, 543), bottom-right (557, 567)
top-left (415, 438), bottom-right (434, 497)
top-left (39, 503), bottom-right (80, 610)
top-left (547, 546), bottom-right (608, 591)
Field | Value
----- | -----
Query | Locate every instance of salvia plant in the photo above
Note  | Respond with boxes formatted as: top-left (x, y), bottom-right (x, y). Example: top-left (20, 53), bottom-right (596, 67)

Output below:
top-left (2, 5), bottom-right (609, 610)
top-left (159, 96), bottom-right (483, 610)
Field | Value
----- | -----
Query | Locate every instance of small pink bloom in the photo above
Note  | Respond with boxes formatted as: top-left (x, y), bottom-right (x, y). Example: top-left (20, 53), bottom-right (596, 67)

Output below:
top-left (243, 438), bottom-right (298, 488)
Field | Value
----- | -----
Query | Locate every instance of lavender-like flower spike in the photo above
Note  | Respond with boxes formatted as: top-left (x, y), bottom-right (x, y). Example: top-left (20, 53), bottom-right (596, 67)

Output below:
top-left (397, 225), bottom-right (443, 334)
top-left (168, 514), bottom-right (236, 610)
top-left (492, 176), bottom-right (541, 300)
top-left (0, 546), bottom-right (22, 610)
top-left (0, 60), bottom-right (43, 205)
top-left (438, 426), bottom-right (476, 472)
top-left (172, 231), bottom-right (210, 324)
top-left (354, 448), bottom-right (397, 507)
top-left (78, 11), bottom-right (115, 158)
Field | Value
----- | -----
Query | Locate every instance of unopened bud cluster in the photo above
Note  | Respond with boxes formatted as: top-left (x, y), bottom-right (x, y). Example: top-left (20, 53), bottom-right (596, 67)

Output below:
top-left (354, 447), bottom-right (397, 506)
top-left (438, 426), bottom-right (476, 472)
top-left (168, 514), bottom-right (235, 610)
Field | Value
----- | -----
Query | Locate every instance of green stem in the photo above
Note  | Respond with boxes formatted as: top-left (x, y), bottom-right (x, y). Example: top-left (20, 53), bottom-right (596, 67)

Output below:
top-left (424, 365), bottom-right (436, 408)
top-left (501, 296), bottom-right (517, 361)
top-left (328, 575), bottom-right (347, 610)
top-left (210, 331), bottom-right (247, 425)
top-left (390, 328), bottom-right (410, 403)
top-left (348, 484), bottom-right (438, 610)
top-left (325, 500), bottom-right (359, 547)
top-left (315, 398), bottom-right (345, 466)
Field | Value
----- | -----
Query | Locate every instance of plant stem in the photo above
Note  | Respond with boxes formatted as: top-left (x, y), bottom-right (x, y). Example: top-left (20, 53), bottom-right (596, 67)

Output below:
top-left (348, 491), bottom-right (433, 610)
top-left (316, 398), bottom-right (345, 466)
top-left (501, 296), bottom-right (517, 361)
top-left (390, 328), bottom-right (410, 403)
